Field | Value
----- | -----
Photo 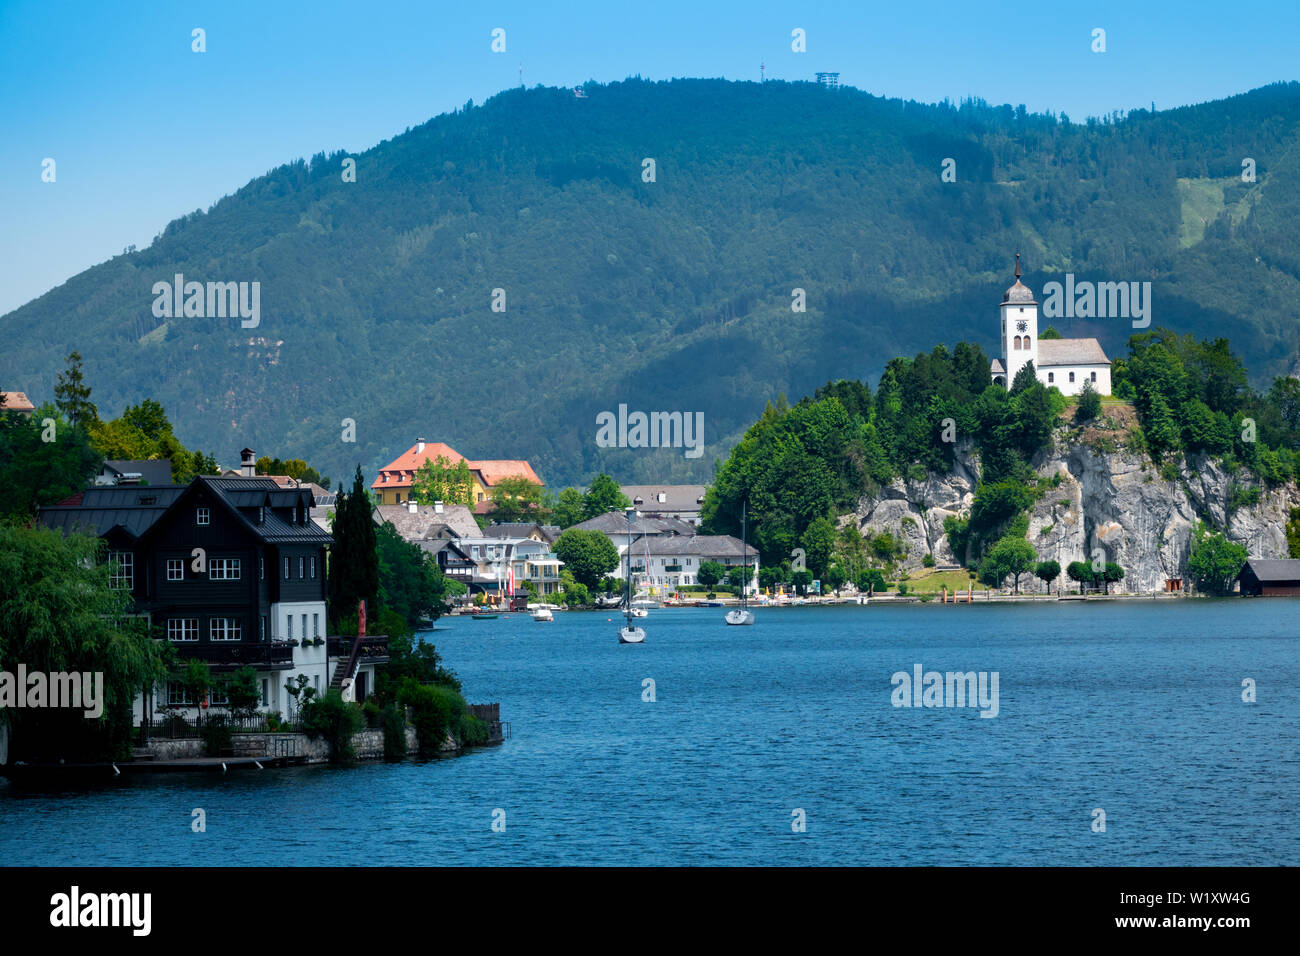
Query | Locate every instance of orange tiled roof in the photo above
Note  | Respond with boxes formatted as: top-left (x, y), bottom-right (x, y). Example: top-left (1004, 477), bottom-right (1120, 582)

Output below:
top-left (1, 391), bottom-right (35, 413)
top-left (371, 441), bottom-right (543, 490)
top-left (469, 459), bottom-right (542, 486)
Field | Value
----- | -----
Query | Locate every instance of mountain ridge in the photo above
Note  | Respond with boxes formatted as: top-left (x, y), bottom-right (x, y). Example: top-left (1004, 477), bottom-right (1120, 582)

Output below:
top-left (4, 76), bottom-right (1300, 488)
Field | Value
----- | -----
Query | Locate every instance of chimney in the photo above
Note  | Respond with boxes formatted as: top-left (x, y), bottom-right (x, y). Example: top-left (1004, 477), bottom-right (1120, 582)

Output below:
top-left (434, 500), bottom-right (444, 514)
top-left (407, 500), bottom-right (418, 514)
top-left (240, 447), bottom-right (255, 478)
top-left (416, 438), bottom-right (426, 454)
top-left (358, 599), bottom-right (366, 637)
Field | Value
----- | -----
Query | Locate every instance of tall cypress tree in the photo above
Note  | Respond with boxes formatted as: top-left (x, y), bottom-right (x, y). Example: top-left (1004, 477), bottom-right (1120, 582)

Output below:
top-left (328, 466), bottom-right (379, 630)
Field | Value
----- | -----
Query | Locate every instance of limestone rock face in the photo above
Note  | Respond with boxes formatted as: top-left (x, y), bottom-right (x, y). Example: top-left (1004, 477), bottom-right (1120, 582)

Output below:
top-left (844, 435), bottom-right (1298, 591)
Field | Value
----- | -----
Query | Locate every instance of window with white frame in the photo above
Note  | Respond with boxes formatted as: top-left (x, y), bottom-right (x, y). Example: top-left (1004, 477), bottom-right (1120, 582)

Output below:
top-left (313, 612), bottom-right (319, 637)
top-left (166, 558), bottom-right (184, 581)
top-left (210, 557), bottom-right (241, 581)
top-left (167, 618), bottom-right (199, 642)
top-left (210, 618), bottom-right (241, 641)
top-left (197, 507), bottom-right (209, 526)
top-left (299, 556), bottom-right (305, 578)
top-left (208, 685), bottom-right (229, 705)
top-left (301, 614), bottom-right (307, 639)
top-left (260, 679), bottom-right (269, 707)
top-left (284, 556), bottom-right (291, 580)
top-left (167, 682), bottom-right (195, 706)
top-left (310, 556), bottom-right (316, 579)
top-left (259, 555), bottom-right (264, 580)
top-left (287, 616), bottom-right (294, 640)
top-left (107, 551), bottom-right (134, 589)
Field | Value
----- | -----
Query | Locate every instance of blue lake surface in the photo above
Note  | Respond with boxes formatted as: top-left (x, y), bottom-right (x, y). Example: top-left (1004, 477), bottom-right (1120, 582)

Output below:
top-left (2, 601), bottom-right (1297, 865)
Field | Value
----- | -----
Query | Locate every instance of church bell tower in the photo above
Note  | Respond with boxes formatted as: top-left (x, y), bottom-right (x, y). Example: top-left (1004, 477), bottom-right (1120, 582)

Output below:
top-left (1001, 253), bottom-right (1038, 386)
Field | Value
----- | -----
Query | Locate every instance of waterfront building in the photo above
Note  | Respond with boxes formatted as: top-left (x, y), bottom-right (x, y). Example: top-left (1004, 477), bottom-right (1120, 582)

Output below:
top-left (618, 484), bottom-right (708, 526)
top-left (370, 438), bottom-right (543, 508)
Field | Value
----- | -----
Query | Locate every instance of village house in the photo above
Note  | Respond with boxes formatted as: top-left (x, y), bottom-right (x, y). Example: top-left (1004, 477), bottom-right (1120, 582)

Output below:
top-left (0, 390), bottom-right (36, 415)
top-left (95, 459), bottom-right (175, 486)
top-left (572, 511), bottom-right (758, 592)
top-left (619, 484), bottom-right (708, 526)
top-left (370, 438), bottom-right (543, 513)
top-left (36, 450), bottom-right (388, 727)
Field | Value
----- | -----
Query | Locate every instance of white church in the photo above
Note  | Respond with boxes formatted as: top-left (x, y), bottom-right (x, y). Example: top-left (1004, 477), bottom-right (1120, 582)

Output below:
top-left (991, 255), bottom-right (1111, 396)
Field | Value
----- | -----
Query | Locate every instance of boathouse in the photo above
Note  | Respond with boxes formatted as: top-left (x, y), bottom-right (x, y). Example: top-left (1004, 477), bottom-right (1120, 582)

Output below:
top-left (1237, 558), bottom-right (1300, 597)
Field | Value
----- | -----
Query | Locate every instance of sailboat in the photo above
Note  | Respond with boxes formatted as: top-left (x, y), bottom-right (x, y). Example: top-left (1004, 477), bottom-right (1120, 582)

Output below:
top-left (725, 501), bottom-right (755, 626)
top-left (619, 507), bottom-right (646, 644)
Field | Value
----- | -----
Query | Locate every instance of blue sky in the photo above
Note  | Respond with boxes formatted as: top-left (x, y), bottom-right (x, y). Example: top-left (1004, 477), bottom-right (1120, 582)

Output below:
top-left (2, 0), bottom-right (1296, 316)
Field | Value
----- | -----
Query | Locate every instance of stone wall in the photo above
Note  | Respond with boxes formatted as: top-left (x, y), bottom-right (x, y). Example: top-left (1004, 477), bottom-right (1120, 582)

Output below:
top-left (143, 726), bottom-right (421, 763)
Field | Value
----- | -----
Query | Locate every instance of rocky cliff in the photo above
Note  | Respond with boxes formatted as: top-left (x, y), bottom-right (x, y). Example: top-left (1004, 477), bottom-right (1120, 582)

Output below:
top-left (843, 419), bottom-right (1298, 592)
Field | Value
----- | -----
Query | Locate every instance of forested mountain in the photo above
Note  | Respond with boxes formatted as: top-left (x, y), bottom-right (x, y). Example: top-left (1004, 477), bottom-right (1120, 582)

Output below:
top-left (4, 77), bottom-right (1300, 488)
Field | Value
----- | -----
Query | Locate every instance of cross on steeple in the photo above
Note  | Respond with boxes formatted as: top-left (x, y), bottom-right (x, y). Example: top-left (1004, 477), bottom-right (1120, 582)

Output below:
top-left (1015, 252), bottom-right (1021, 279)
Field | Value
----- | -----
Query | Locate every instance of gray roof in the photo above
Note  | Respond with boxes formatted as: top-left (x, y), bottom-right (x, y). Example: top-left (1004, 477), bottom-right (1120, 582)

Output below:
top-left (1002, 280), bottom-right (1036, 305)
top-left (620, 484), bottom-right (708, 512)
top-left (990, 358), bottom-right (1005, 375)
top-left (376, 503), bottom-right (480, 541)
top-left (638, 534), bottom-right (757, 559)
top-left (483, 522), bottom-right (547, 539)
top-left (572, 511), bottom-right (682, 536)
top-left (101, 459), bottom-right (174, 485)
top-left (1036, 338), bottom-right (1110, 367)
top-left (1241, 558), bottom-right (1300, 582)
top-left (37, 476), bottom-right (330, 545)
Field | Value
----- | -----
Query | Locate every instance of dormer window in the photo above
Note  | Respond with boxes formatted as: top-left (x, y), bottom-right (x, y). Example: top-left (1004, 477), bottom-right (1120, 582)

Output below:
top-left (197, 507), bottom-right (209, 526)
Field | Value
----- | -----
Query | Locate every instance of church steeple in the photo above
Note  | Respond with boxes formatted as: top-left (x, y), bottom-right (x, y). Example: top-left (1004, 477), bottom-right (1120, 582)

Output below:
top-left (1015, 252), bottom-right (1021, 280)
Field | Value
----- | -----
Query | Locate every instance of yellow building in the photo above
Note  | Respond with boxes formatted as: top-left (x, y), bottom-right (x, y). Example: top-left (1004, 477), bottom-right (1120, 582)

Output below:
top-left (371, 439), bottom-right (543, 513)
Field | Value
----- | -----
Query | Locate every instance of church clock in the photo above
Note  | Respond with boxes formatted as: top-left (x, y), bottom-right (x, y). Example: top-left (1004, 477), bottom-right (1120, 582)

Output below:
top-left (1015, 319), bottom-right (1028, 333)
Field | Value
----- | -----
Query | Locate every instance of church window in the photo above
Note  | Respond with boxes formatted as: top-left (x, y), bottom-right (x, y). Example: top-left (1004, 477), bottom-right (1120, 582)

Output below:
top-left (1013, 336), bottom-right (1021, 350)
top-left (1069, 371), bottom-right (1076, 383)
top-left (1047, 372), bottom-right (1054, 383)
top-left (1090, 371), bottom-right (1097, 382)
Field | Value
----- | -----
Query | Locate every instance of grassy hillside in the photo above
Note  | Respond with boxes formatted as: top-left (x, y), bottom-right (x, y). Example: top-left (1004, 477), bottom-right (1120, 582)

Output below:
top-left (3, 77), bottom-right (1300, 487)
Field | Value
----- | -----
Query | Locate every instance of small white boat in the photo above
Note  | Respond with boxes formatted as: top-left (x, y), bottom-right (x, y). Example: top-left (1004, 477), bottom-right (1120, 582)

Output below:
top-left (618, 508), bottom-right (646, 644)
top-left (531, 608), bottom-right (554, 622)
top-left (725, 501), bottom-right (756, 626)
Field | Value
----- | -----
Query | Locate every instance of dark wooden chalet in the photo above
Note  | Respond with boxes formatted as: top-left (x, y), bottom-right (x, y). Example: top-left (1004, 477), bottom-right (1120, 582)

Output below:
top-left (1237, 558), bottom-right (1300, 597)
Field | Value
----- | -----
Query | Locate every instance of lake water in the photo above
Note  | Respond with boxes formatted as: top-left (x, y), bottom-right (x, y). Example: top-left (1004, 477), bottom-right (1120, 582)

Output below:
top-left (2, 601), bottom-right (1297, 866)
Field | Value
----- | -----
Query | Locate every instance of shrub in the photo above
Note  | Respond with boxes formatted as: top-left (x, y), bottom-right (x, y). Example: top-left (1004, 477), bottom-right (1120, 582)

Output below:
top-left (896, 582), bottom-right (909, 595)
top-left (200, 713), bottom-right (233, 757)
top-left (301, 689), bottom-right (362, 763)
top-left (381, 704), bottom-right (407, 760)
top-left (922, 553), bottom-right (935, 567)
top-left (399, 679), bottom-right (466, 755)
top-left (460, 715), bottom-right (489, 747)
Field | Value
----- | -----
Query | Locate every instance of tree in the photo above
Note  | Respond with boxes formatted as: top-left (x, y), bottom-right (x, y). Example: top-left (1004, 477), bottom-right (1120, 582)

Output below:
top-left (225, 666), bottom-right (261, 718)
top-left (697, 560), bottom-right (724, 588)
top-left (375, 522), bottom-right (452, 629)
top-left (1035, 559), bottom-right (1061, 594)
top-left (1099, 562), bottom-right (1126, 595)
top-left (1039, 326), bottom-right (1063, 340)
top-left (980, 535), bottom-right (1038, 593)
top-left (0, 403), bottom-right (101, 519)
top-left (328, 467), bottom-right (380, 629)
top-left (1009, 360), bottom-right (1038, 395)
top-left (856, 568), bottom-right (886, 594)
top-left (0, 522), bottom-right (168, 761)
top-left (411, 454), bottom-right (472, 507)
top-left (552, 528), bottom-right (620, 589)
top-left (550, 488), bottom-right (585, 528)
top-left (1185, 522), bottom-right (1247, 595)
top-left (581, 474), bottom-right (630, 519)
top-left (489, 475), bottom-right (544, 522)
top-left (800, 516), bottom-right (838, 578)
top-left (1066, 560), bottom-right (1095, 592)
top-left (791, 569), bottom-right (814, 595)
top-left (1074, 379), bottom-right (1102, 423)
top-left (824, 563), bottom-right (846, 594)
top-left (54, 351), bottom-right (98, 427)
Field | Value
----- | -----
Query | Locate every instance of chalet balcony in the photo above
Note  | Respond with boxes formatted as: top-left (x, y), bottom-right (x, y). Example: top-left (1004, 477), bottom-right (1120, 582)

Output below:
top-left (171, 641), bottom-right (295, 670)
top-left (326, 634), bottom-right (391, 665)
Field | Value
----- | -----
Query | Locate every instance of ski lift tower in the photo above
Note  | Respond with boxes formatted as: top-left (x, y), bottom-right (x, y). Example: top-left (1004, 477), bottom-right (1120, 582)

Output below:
top-left (815, 72), bottom-right (840, 90)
